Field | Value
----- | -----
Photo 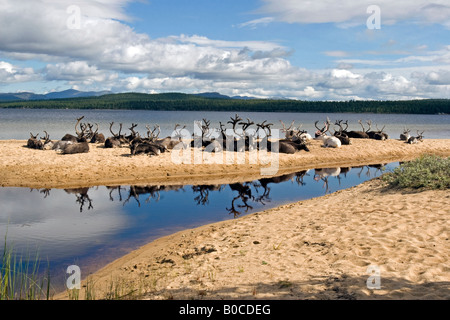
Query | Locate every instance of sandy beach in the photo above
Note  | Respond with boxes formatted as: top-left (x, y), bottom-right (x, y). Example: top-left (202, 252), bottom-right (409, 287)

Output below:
top-left (1, 138), bottom-right (449, 189)
top-left (1, 138), bottom-right (449, 300)
top-left (57, 177), bottom-right (449, 300)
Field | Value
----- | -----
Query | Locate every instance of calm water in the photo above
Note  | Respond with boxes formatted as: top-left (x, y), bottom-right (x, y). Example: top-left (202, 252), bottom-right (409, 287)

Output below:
top-left (0, 163), bottom-right (397, 291)
top-left (0, 108), bottom-right (447, 292)
top-left (0, 109), bottom-right (449, 140)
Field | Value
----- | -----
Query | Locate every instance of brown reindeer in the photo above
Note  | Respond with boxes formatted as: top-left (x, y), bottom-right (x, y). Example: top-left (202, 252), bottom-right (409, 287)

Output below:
top-left (333, 120), bottom-right (351, 145)
top-left (90, 123), bottom-right (106, 143)
top-left (105, 122), bottom-right (126, 148)
top-left (27, 132), bottom-right (43, 150)
top-left (345, 120), bottom-right (370, 139)
top-left (60, 118), bottom-right (90, 154)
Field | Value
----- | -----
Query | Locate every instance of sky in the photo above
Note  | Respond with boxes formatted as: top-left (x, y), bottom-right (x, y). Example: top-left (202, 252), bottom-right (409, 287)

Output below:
top-left (0, 0), bottom-right (450, 100)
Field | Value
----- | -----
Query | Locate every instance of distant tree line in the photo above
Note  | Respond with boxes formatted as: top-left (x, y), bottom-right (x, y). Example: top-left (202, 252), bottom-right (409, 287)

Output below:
top-left (0, 93), bottom-right (449, 114)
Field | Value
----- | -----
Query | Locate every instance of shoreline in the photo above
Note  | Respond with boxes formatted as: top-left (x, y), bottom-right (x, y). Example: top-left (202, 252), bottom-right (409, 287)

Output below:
top-left (55, 176), bottom-right (450, 300)
top-left (1, 138), bottom-right (448, 300)
top-left (1, 138), bottom-right (449, 189)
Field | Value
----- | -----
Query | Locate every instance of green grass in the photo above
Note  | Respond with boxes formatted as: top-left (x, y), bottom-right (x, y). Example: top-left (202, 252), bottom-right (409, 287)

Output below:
top-left (1, 233), bottom-right (52, 300)
top-left (382, 155), bottom-right (450, 190)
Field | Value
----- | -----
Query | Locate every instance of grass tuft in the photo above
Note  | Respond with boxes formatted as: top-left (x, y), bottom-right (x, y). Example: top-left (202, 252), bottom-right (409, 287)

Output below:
top-left (382, 155), bottom-right (449, 190)
top-left (1, 233), bottom-right (52, 300)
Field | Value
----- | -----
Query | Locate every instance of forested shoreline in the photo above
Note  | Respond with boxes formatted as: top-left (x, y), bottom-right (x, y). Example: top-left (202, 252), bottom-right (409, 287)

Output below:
top-left (1, 92), bottom-right (449, 114)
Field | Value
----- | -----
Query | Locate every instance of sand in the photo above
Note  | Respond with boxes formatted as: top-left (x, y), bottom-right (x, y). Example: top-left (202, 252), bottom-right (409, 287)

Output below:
top-left (1, 138), bottom-right (449, 300)
top-left (56, 177), bottom-right (450, 300)
top-left (1, 138), bottom-right (449, 189)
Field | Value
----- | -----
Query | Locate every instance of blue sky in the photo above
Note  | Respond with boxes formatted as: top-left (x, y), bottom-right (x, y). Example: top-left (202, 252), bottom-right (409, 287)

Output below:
top-left (1, 0), bottom-right (449, 100)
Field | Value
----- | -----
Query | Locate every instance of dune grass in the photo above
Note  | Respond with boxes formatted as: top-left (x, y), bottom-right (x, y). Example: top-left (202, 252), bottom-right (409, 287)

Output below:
top-left (383, 154), bottom-right (450, 190)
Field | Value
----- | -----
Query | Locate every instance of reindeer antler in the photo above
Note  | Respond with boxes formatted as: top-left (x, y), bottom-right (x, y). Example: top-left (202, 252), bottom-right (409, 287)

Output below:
top-left (75, 116), bottom-right (85, 137)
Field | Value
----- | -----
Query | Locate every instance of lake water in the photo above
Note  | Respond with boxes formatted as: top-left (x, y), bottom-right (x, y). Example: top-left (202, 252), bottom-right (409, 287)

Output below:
top-left (0, 109), bottom-right (449, 140)
top-left (0, 108), bottom-right (448, 294)
top-left (1, 163), bottom-right (397, 292)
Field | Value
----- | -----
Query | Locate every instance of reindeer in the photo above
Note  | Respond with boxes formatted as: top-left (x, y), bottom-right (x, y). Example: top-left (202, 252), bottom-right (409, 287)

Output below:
top-left (90, 123), bottom-right (106, 143)
top-left (257, 121), bottom-right (309, 153)
top-left (129, 126), bottom-right (166, 156)
top-left (366, 121), bottom-right (388, 140)
top-left (191, 118), bottom-right (214, 149)
top-left (237, 117), bottom-right (256, 152)
top-left (125, 123), bottom-right (139, 142)
top-left (225, 114), bottom-right (244, 152)
top-left (280, 120), bottom-right (312, 142)
top-left (345, 120), bottom-right (370, 139)
top-left (407, 131), bottom-right (424, 144)
top-left (41, 131), bottom-right (54, 150)
top-left (157, 124), bottom-right (187, 150)
top-left (60, 116), bottom-right (85, 142)
top-left (105, 122), bottom-right (126, 148)
top-left (400, 127), bottom-right (411, 141)
top-left (27, 132), bottom-right (44, 150)
top-left (333, 120), bottom-right (351, 145)
top-left (314, 119), bottom-right (341, 148)
top-left (59, 116), bottom-right (90, 154)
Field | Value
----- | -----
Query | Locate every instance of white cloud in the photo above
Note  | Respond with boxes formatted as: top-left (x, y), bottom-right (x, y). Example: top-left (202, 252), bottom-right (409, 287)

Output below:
top-left (0, 0), bottom-right (449, 101)
top-left (237, 17), bottom-right (275, 29)
top-left (258, 0), bottom-right (450, 27)
top-left (324, 51), bottom-right (350, 57)
top-left (0, 61), bottom-right (39, 83)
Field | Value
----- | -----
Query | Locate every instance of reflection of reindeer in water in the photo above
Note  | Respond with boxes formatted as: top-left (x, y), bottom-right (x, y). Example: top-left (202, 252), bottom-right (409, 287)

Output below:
top-left (192, 185), bottom-right (223, 205)
top-left (123, 185), bottom-right (185, 207)
top-left (254, 172), bottom-right (306, 204)
top-left (106, 186), bottom-right (125, 202)
top-left (30, 188), bottom-right (51, 198)
top-left (124, 185), bottom-right (162, 207)
top-left (354, 164), bottom-right (386, 179)
top-left (313, 168), bottom-right (341, 193)
top-left (226, 183), bottom-right (254, 218)
top-left (64, 187), bottom-right (93, 212)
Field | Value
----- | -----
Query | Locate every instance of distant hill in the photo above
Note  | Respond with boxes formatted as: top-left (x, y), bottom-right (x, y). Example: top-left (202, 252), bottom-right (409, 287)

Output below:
top-left (0, 89), bottom-right (111, 102)
top-left (0, 90), bottom-right (259, 102)
top-left (0, 91), bottom-right (448, 114)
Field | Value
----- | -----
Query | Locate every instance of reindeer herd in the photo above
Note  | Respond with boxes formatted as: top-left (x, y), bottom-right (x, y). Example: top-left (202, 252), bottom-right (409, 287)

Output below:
top-left (25, 114), bottom-right (425, 155)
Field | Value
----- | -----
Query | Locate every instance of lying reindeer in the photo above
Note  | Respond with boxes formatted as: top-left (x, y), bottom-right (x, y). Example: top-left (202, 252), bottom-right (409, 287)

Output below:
top-left (27, 132), bottom-right (44, 150)
top-left (333, 120), bottom-right (351, 145)
top-left (400, 127), bottom-right (411, 141)
top-left (57, 116), bottom-right (90, 154)
top-left (314, 119), bottom-right (341, 148)
top-left (257, 121), bottom-right (310, 154)
top-left (407, 131), bottom-right (424, 144)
